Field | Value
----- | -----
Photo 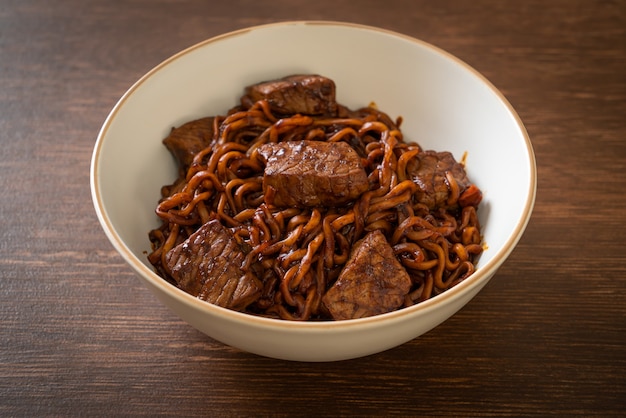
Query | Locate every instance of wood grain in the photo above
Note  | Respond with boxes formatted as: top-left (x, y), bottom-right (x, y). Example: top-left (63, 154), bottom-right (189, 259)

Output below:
top-left (1, 0), bottom-right (625, 416)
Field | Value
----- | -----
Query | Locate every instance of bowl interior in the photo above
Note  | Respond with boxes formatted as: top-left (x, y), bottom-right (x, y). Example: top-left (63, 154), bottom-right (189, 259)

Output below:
top-left (92, 21), bottom-right (535, 323)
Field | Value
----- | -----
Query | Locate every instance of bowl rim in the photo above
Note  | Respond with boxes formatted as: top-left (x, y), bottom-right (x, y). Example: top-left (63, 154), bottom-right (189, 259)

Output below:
top-left (90, 20), bottom-right (537, 332)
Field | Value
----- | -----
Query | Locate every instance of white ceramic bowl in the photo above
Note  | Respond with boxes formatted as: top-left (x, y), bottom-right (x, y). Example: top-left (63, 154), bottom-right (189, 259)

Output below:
top-left (91, 21), bottom-right (536, 362)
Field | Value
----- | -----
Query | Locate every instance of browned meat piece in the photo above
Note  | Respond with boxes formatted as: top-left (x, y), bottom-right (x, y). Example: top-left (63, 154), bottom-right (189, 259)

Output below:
top-left (258, 140), bottom-right (369, 208)
top-left (322, 230), bottom-right (412, 320)
top-left (407, 150), bottom-right (472, 210)
top-left (163, 116), bottom-right (214, 171)
top-left (165, 218), bottom-right (262, 311)
top-left (241, 74), bottom-right (338, 116)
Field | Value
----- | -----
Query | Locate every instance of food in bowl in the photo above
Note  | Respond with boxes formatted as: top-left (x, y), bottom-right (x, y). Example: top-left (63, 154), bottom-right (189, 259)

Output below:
top-left (147, 74), bottom-right (484, 321)
top-left (91, 21), bottom-right (535, 361)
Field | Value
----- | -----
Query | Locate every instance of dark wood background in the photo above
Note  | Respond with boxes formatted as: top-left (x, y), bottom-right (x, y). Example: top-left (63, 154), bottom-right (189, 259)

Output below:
top-left (1, 0), bottom-right (625, 416)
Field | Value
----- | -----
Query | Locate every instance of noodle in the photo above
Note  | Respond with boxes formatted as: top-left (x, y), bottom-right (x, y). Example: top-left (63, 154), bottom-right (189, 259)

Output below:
top-left (148, 77), bottom-right (483, 321)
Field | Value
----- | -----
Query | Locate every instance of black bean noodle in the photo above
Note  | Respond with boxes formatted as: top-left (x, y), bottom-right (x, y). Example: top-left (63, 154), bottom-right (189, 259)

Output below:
top-left (148, 89), bottom-right (484, 321)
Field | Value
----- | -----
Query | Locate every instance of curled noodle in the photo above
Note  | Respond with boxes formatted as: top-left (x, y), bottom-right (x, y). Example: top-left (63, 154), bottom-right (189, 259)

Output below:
top-left (148, 98), bottom-right (483, 321)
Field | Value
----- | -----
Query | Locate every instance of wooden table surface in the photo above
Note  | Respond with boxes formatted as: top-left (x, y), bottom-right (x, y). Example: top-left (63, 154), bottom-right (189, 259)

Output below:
top-left (2, 0), bottom-right (625, 416)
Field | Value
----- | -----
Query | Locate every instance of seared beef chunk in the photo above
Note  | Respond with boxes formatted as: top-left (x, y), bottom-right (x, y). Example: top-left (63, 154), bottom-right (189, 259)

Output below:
top-left (165, 218), bottom-right (262, 311)
top-left (241, 74), bottom-right (338, 116)
top-left (258, 140), bottom-right (369, 208)
top-left (322, 230), bottom-right (412, 320)
top-left (163, 117), bottom-right (214, 171)
top-left (407, 150), bottom-right (471, 210)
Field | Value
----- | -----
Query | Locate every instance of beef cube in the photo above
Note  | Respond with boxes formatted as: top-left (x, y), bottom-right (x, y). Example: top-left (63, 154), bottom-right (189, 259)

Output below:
top-left (258, 140), bottom-right (369, 208)
top-left (241, 74), bottom-right (338, 116)
top-left (163, 116), bottom-right (214, 171)
top-left (322, 230), bottom-right (412, 320)
top-left (407, 150), bottom-right (472, 210)
top-left (165, 218), bottom-right (262, 311)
